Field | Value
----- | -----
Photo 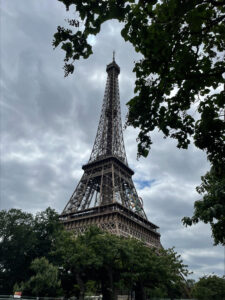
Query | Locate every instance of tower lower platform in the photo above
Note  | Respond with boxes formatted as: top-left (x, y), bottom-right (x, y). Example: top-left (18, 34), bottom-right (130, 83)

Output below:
top-left (60, 202), bottom-right (161, 249)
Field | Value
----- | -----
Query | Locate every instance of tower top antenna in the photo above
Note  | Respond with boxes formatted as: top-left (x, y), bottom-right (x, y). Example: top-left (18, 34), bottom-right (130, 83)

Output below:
top-left (113, 50), bottom-right (115, 62)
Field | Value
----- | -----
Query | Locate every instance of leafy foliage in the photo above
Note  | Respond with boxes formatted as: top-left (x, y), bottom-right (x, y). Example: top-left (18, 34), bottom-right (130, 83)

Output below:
top-left (0, 209), bottom-right (36, 293)
top-left (53, 0), bottom-right (225, 162)
top-left (0, 208), bottom-right (62, 293)
top-left (183, 166), bottom-right (225, 245)
top-left (193, 275), bottom-right (225, 300)
top-left (0, 207), bottom-right (199, 299)
top-left (53, 0), bottom-right (225, 245)
top-left (53, 227), bottom-right (189, 300)
top-left (16, 258), bottom-right (61, 297)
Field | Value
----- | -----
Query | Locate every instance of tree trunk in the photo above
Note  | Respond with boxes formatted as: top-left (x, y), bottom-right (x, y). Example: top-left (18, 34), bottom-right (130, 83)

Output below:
top-left (76, 273), bottom-right (85, 300)
top-left (134, 281), bottom-right (146, 300)
top-left (101, 268), bottom-right (116, 300)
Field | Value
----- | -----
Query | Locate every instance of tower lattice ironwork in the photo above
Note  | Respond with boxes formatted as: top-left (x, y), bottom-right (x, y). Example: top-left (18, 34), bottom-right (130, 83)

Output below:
top-left (60, 57), bottom-right (161, 249)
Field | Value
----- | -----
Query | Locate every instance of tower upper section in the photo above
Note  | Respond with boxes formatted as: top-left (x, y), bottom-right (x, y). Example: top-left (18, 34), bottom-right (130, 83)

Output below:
top-left (88, 59), bottom-right (128, 165)
top-left (61, 58), bottom-right (149, 220)
top-left (106, 60), bottom-right (120, 74)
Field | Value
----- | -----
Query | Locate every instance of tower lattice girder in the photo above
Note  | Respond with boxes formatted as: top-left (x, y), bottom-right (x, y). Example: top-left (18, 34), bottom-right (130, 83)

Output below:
top-left (60, 58), bottom-right (161, 249)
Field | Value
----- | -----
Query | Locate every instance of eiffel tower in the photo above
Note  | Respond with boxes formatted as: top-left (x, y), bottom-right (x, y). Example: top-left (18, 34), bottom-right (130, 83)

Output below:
top-left (60, 55), bottom-right (161, 248)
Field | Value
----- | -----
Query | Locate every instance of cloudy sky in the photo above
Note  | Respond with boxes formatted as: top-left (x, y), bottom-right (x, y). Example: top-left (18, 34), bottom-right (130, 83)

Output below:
top-left (1, 1), bottom-right (224, 280)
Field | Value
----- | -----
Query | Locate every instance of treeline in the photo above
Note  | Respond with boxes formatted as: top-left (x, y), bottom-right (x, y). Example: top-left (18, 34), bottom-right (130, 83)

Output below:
top-left (0, 208), bottom-right (224, 300)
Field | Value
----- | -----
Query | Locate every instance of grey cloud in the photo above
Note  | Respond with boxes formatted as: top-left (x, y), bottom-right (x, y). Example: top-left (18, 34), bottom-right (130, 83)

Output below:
top-left (190, 255), bottom-right (223, 266)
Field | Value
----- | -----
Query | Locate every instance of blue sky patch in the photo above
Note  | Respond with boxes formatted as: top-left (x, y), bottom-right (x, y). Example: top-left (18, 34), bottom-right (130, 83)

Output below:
top-left (134, 179), bottom-right (156, 189)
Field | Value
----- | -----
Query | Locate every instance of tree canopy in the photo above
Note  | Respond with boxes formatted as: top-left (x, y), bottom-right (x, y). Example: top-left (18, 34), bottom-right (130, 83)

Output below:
top-left (0, 208), bottom-right (190, 299)
top-left (193, 275), bottom-right (225, 300)
top-left (15, 258), bottom-right (61, 297)
top-left (183, 165), bottom-right (225, 245)
top-left (53, 0), bottom-right (225, 245)
top-left (51, 226), bottom-right (190, 300)
top-left (0, 208), bottom-right (62, 294)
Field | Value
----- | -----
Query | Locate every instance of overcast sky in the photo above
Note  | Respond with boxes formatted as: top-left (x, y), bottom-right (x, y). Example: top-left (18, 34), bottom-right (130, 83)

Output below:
top-left (0, 1), bottom-right (224, 280)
